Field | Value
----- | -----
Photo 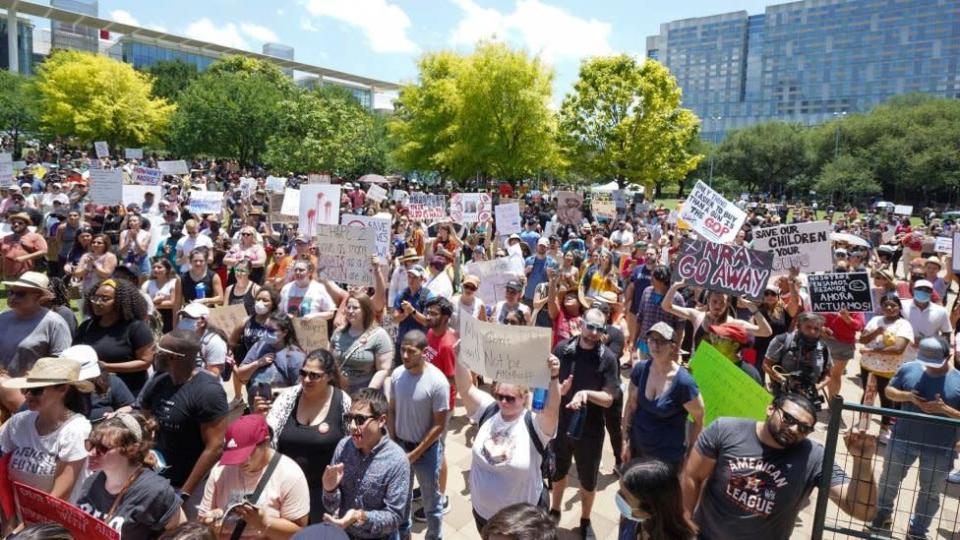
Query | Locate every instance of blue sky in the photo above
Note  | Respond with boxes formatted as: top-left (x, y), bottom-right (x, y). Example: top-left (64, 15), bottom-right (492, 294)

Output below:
top-left (95, 0), bottom-right (775, 101)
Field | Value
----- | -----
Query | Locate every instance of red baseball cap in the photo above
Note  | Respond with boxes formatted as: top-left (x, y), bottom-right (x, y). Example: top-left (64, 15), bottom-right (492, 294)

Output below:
top-left (708, 323), bottom-right (749, 345)
top-left (220, 414), bottom-right (270, 465)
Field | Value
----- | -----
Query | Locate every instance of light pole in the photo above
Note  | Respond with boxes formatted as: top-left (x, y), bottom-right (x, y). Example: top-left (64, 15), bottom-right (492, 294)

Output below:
top-left (708, 113), bottom-right (722, 187)
top-left (833, 111), bottom-right (847, 159)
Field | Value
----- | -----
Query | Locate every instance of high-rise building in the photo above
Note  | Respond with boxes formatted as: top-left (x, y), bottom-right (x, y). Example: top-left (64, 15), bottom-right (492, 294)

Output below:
top-left (0, 16), bottom-right (32, 73)
top-left (263, 43), bottom-right (294, 77)
top-left (647, 0), bottom-right (960, 140)
top-left (50, 0), bottom-right (98, 53)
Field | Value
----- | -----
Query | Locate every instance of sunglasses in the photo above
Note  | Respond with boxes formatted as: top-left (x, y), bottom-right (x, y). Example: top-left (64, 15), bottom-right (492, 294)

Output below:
top-left (494, 393), bottom-right (519, 404)
top-left (21, 387), bottom-right (44, 396)
top-left (778, 408), bottom-right (815, 434)
top-left (344, 413), bottom-right (376, 427)
top-left (241, 232), bottom-right (253, 236)
top-left (584, 322), bottom-right (606, 334)
top-left (299, 369), bottom-right (326, 381)
top-left (7, 289), bottom-right (34, 298)
top-left (463, 284), bottom-right (478, 291)
top-left (647, 336), bottom-right (673, 347)
top-left (84, 440), bottom-right (112, 456)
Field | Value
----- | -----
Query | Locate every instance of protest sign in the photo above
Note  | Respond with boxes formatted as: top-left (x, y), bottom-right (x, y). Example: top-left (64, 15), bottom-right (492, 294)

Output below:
top-left (88, 169), bottom-right (123, 205)
top-left (672, 239), bottom-right (774, 302)
top-left (307, 173), bottom-right (331, 184)
top-left (464, 253), bottom-right (526, 307)
top-left (935, 236), bottom-right (952, 255)
top-left (16, 482), bottom-right (119, 540)
top-left (366, 184), bottom-right (387, 202)
top-left (495, 202), bottom-right (521, 236)
top-left (292, 317), bottom-right (330, 354)
top-left (459, 316), bottom-right (551, 388)
top-left (679, 180), bottom-right (747, 243)
top-left (342, 214), bottom-right (391, 260)
top-left (689, 342), bottom-right (772, 426)
top-left (894, 205), bottom-right (913, 216)
top-left (612, 190), bottom-right (626, 210)
top-left (299, 184), bottom-right (341, 234)
top-left (265, 176), bottom-right (286, 193)
top-left (557, 192), bottom-right (584, 225)
top-left (187, 191), bottom-right (223, 215)
top-left (750, 221), bottom-right (833, 274)
top-left (239, 177), bottom-right (258, 199)
top-left (450, 193), bottom-right (492, 223)
top-left (393, 189), bottom-right (410, 204)
top-left (124, 148), bottom-right (143, 159)
top-left (407, 192), bottom-right (447, 221)
top-left (157, 160), bottom-right (189, 175)
top-left (280, 187), bottom-right (300, 216)
top-left (94, 141), bottom-right (109, 158)
top-left (807, 272), bottom-right (874, 313)
top-left (131, 166), bottom-right (162, 185)
top-left (122, 185), bottom-right (161, 212)
top-left (206, 304), bottom-right (249, 335)
top-left (315, 224), bottom-right (377, 286)
top-left (954, 233), bottom-right (960, 273)
top-left (591, 191), bottom-right (616, 219)
top-left (0, 152), bottom-right (12, 187)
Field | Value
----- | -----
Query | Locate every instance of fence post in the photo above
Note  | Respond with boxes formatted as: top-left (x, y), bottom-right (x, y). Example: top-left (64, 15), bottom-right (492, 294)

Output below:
top-left (812, 395), bottom-right (844, 539)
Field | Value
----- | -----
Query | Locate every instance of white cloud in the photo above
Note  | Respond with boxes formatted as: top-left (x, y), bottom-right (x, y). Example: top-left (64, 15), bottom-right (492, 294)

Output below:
top-left (240, 23), bottom-right (279, 44)
top-left (109, 9), bottom-right (139, 26)
top-left (449, 0), bottom-right (612, 62)
top-left (185, 19), bottom-right (280, 50)
top-left (303, 0), bottom-right (418, 54)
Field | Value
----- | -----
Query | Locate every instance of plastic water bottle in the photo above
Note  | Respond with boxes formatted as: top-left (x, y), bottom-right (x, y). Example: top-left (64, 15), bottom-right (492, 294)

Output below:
top-left (532, 388), bottom-right (547, 411)
top-left (566, 407), bottom-right (586, 440)
top-left (195, 282), bottom-right (206, 300)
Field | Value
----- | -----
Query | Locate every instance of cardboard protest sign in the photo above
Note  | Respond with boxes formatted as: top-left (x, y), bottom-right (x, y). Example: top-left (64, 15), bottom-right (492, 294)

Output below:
top-left (366, 184), bottom-right (388, 202)
top-left (807, 272), bottom-right (874, 313)
top-left (679, 180), bottom-right (747, 243)
top-left (122, 185), bottom-right (161, 212)
top-left (187, 191), bottom-right (223, 215)
top-left (342, 214), bottom-right (391, 260)
top-left (894, 205), bottom-right (913, 216)
top-left (94, 141), bottom-right (109, 158)
top-left (495, 202), bottom-right (522, 236)
top-left (557, 192), bottom-right (584, 225)
top-left (280, 187), bottom-right (300, 217)
top-left (206, 304), bottom-right (249, 335)
top-left (464, 253), bottom-right (526, 307)
top-left (132, 166), bottom-right (162, 185)
top-left (88, 169), bottom-right (123, 205)
top-left (0, 152), bottom-right (12, 187)
top-left (672, 239), bottom-right (774, 302)
top-left (16, 482), bottom-right (119, 540)
top-left (591, 191), bottom-right (616, 219)
top-left (315, 224), bottom-right (377, 286)
top-left (299, 184), bottom-right (341, 234)
top-left (689, 342), bottom-right (773, 426)
top-left (459, 316), bottom-right (552, 388)
top-left (265, 176), bottom-right (287, 193)
top-left (157, 160), bottom-right (189, 175)
top-left (124, 148), bottom-right (143, 159)
top-left (292, 317), bottom-right (330, 354)
top-left (450, 193), bottom-right (492, 223)
top-left (750, 221), bottom-right (833, 274)
top-left (935, 236), bottom-right (952, 255)
top-left (407, 192), bottom-right (447, 221)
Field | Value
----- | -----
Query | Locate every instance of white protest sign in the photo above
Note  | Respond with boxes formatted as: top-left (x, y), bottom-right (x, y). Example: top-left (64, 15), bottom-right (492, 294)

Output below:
top-left (132, 166), bottom-right (162, 185)
top-left (124, 148), bottom-right (143, 160)
top-left (0, 152), bottom-right (12, 187)
top-left (450, 193), bottom-right (492, 223)
top-left (591, 191), bottom-right (616, 219)
top-left (557, 192), bottom-right (584, 225)
top-left (299, 184), bottom-right (341, 234)
top-left (307, 173), bottom-right (331, 184)
top-left (459, 316), bottom-right (551, 388)
top-left (935, 236), bottom-right (953, 255)
top-left (495, 202), bottom-right (521, 236)
top-left (366, 184), bottom-right (387, 203)
top-left (239, 177), bottom-right (257, 199)
top-left (464, 253), bottom-right (526, 307)
top-left (94, 141), bottom-right (109, 158)
top-left (265, 176), bottom-right (286, 193)
top-left (315, 224), bottom-right (377, 286)
top-left (88, 169), bottom-right (123, 205)
top-left (122, 185), bottom-right (162, 212)
top-left (954, 233), bottom-right (960, 274)
top-left (750, 221), bottom-right (833, 274)
top-left (342, 214), bottom-right (391, 260)
top-left (157, 160), bottom-right (189, 175)
top-left (187, 191), bottom-right (223, 215)
top-left (894, 205), bottom-right (913, 216)
top-left (280, 188), bottom-right (300, 216)
top-left (392, 189), bottom-right (409, 204)
top-left (679, 180), bottom-right (747, 243)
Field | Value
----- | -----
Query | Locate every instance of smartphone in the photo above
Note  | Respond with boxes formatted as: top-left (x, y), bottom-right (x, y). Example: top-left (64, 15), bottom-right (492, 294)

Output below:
top-left (254, 382), bottom-right (272, 401)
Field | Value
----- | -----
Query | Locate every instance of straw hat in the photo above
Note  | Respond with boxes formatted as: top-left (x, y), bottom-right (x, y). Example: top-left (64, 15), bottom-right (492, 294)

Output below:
top-left (399, 248), bottom-right (421, 263)
top-left (3, 357), bottom-right (94, 393)
top-left (2, 271), bottom-right (49, 292)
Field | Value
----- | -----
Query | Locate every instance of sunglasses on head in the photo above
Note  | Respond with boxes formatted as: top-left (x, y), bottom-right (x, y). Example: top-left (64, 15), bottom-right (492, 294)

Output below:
top-left (299, 369), bottom-right (326, 381)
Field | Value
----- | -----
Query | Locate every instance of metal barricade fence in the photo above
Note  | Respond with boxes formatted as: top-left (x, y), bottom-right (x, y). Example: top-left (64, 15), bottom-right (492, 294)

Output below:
top-left (812, 397), bottom-right (960, 539)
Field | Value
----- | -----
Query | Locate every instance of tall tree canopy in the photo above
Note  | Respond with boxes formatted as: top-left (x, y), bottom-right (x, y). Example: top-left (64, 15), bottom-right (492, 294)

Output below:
top-left (0, 71), bottom-right (38, 159)
top-left (145, 59), bottom-right (199, 103)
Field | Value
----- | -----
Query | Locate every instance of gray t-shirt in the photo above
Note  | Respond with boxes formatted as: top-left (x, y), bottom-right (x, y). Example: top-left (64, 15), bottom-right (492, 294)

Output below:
top-left (331, 326), bottom-right (394, 391)
top-left (0, 308), bottom-right (72, 376)
top-left (389, 363), bottom-right (450, 443)
top-left (694, 417), bottom-right (848, 540)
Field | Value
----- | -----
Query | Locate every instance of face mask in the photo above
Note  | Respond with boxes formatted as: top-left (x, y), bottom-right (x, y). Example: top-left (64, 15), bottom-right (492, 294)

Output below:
top-left (913, 289), bottom-right (932, 303)
top-left (254, 301), bottom-right (271, 315)
top-left (177, 318), bottom-right (197, 331)
top-left (615, 492), bottom-right (644, 523)
top-left (261, 332), bottom-right (278, 346)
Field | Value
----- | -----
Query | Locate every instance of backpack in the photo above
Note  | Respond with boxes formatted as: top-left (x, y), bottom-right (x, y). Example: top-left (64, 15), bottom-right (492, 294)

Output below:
top-left (477, 402), bottom-right (556, 486)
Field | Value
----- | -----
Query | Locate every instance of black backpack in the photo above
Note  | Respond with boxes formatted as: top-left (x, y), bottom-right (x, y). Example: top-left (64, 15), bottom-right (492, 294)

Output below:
top-left (477, 402), bottom-right (556, 485)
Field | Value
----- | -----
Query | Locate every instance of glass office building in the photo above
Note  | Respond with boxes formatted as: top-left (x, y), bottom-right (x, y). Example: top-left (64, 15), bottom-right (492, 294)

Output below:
top-left (50, 0), bottom-right (98, 53)
top-left (263, 43), bottom-right (294, 78)
top-left (120, 39), bottom-right (217, 71)
top-left (0, 18), bottom-right (34, 74)
top-left (647, 0), bottom-right (960, 140)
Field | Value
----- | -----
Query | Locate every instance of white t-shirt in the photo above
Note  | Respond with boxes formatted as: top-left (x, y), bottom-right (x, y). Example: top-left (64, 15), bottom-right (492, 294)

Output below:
top-left (862, 316), bottom-right (917, 370)
top-left (904, 300), bottom-right (951, 341)
top-left (175, 234), bottom-right (214, 272)
top-left (278, 281), bottom-right (335, 317)
top-left (143, 278), bottom-right (177, 302)
top-left (0, 411), bottom-right (91, 502)
top-left (200, 331), bottom-right (228, 369)
top-left (469, 394), bottom-right (551, 519)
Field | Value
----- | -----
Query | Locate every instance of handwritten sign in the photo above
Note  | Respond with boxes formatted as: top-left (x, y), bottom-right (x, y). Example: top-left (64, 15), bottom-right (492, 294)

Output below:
top-left (807, 272), bottom-right (874, 313)
top-left (239, 177), bottom-right (257, 199)
top-left (591, 191), bottom-right (616, 219)
top-left (495, 202), bottom-right (521, 236)
top-left (672, 239), bottom-right (773, 302)
top-left (557, 191), bottom-right (584, 225)
top-left (279, 187), bottom-right (300, 217)
top-left (299, 184), bottom-right (341, 234)
top-left (450, 192), bottom-right (491, 223)
top-left (16, 482), bottom-right (119, 540)
top-left (124, 148), bottom-right (143, 160)
top-left (342, 214), bottom-right (391, 260)
top-left (0, 152), bottom-right (12, 187)
top-left (366, 184), bottom-right (387, 202)
top-left (750, 221), bottom-right (833, 274)
top-left (206, 304), bottom-right (249, 335)
top-left (88, 169), bottom-right (123, 205)
top-left (894, 205), bottom-right (913, 216)
top-left (934, 236), bottom-right (952, 255)
top-left (315, 224), bottom-right (377, 286)
top-left (679, 180), bottom-right (747, 243)
top-left (464, 253), bottom-right (526, 307)
top-left (157, 160), bottom-right (189, 175)
top-left (265, 176), bottom-right (286, 193)
top-left (689, 342), bottom-right (772, 426)
top-left (187, 191), bottom-right (223, 215)
top-left (459, 317), bottom-right (551, 388)
top-left (407, 192), bottom-right (446, 221)
top-left (132, 166), bottom-right (162, 185)
top-left (122, 185), bottom-right (161, 211)
top-left (94, 141), bottom-right (109, 158)
top-left (292, 317), bottom-right (330, 354)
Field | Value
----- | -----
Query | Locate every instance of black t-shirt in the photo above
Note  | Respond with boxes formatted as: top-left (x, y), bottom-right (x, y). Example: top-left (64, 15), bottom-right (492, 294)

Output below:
top-left (135, 371), bottom-right (228, 487)
top-left (553, 337), bottom-right (620, 432)
top-left (605, 324), bottom-right (625, 359)
top-left (76, 319), bottom-right (154, 396)
top-left (77, 468), bottom-right (180, 540)
top-left (88, 374), bottom-right (136, 422)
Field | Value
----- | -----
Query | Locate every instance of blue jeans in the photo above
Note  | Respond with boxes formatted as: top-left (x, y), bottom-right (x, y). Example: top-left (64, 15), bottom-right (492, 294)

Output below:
top-left (876, 437), bottom-right (955, 537)
top-left (401, 440), bottom-right (443, 540)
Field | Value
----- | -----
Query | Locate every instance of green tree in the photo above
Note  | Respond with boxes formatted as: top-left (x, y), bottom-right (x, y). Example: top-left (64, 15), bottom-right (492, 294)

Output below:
top-left (712, 121), bottom-right (811, 196)
top-left (0, 71), bottom-right (38, 159)
top-left (559, 56), bottom-right (701, 194)
top-left (145, 59), bottom-right (199, 102)
top-left (815, 154), bottom-right (881, 203)
top-left (34, 50), bottom-right (174, 149)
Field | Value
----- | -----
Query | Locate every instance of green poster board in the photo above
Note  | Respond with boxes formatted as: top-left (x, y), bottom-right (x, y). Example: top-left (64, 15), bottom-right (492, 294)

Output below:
top-left (688, 341), bottom-right (773, 426)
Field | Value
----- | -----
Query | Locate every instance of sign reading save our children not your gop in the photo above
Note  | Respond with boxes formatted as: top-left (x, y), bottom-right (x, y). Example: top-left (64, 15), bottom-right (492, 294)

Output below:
top-left (672, 239), bottom-right (773, 302)
top-left (680, 180), bottom-right (747, 243)
top-left (807, 272), bottom-right (874, 313)
top-left (750, 220), bottom-right (833, 274)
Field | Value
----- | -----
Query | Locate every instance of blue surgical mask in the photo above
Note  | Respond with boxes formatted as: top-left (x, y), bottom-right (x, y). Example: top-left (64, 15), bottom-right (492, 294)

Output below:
top-left (261, 332), bottom-right (278, 346)
top-left (177, 318), bottom-right (197, 331)
top-left (913, 289), bottom-right (932, 303)
top-left (615, 492), bottom-right (644, 523)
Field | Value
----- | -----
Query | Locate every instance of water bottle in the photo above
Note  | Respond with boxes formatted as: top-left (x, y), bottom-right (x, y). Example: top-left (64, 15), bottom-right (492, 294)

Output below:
top-left (195, 282), bottom-right (206, 300)
top-left (566, 407), bottom-right (586, 440)
top-left (532, 388), bottom-right (547, 412)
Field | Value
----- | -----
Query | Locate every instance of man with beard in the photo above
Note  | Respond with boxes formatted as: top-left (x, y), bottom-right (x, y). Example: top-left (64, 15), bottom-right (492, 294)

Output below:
top-left (763, 312), bottom-right (832, 404)
top-left (681, 394), bottom-right (879, 539)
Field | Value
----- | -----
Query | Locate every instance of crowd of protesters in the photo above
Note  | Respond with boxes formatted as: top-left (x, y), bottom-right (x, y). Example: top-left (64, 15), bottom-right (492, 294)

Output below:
top-left (0, 149), bottom-right (958, 540)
